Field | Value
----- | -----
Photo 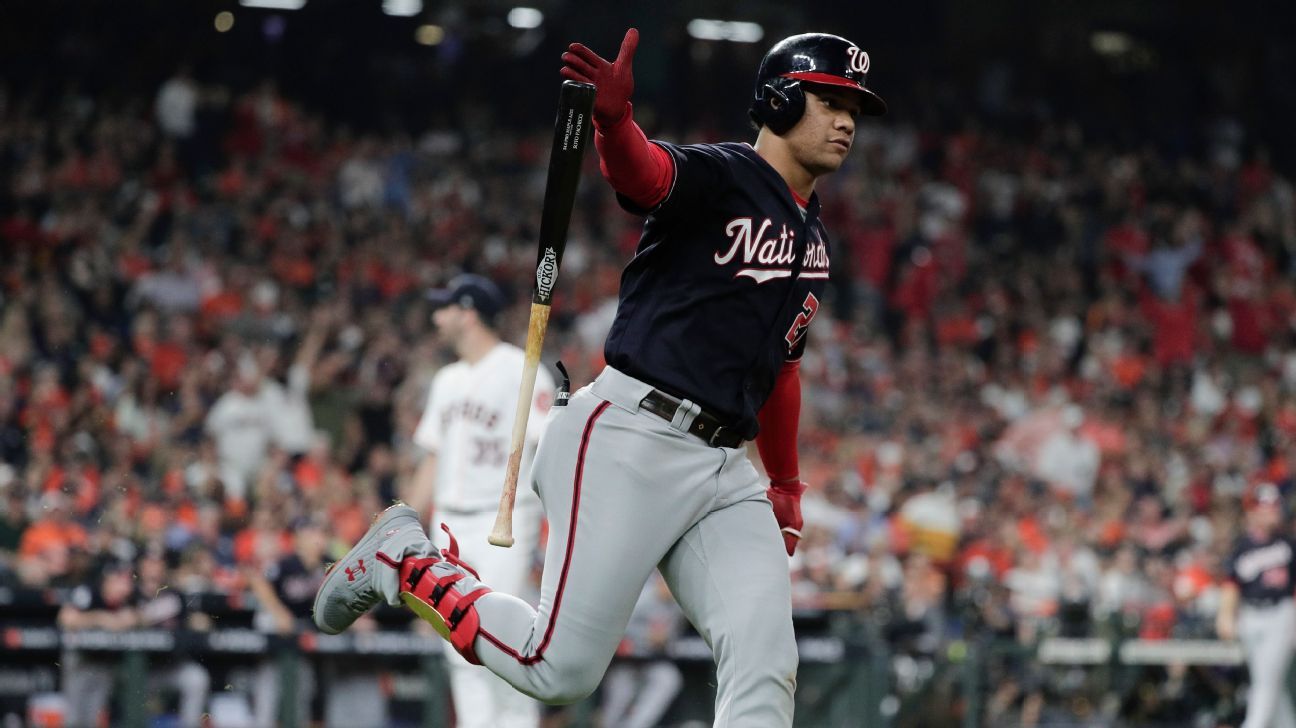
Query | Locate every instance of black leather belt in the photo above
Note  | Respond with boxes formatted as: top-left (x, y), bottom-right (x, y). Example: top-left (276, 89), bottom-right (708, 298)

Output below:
top-left (639, 389), bottom-right (745, 449)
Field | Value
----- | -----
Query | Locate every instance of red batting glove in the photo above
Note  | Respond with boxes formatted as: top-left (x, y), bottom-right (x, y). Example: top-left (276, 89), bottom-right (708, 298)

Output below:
top-left (560, 28), bottom-right (639, 128)
top-left (767, 480), bottom-right (806, 556)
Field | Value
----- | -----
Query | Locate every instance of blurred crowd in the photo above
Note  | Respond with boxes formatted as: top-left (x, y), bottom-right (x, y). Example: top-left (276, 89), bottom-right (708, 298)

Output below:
top-left (1, 65), bottom-right (1295, 725)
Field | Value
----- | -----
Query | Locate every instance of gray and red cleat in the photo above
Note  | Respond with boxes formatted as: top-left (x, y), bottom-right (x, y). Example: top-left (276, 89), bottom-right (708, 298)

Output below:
top-left (312, 503), bottom-right (434, 635)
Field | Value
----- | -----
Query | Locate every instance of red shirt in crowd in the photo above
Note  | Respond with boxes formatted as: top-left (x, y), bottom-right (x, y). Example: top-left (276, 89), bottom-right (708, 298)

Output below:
top-left (1140, 285), bottom-right (1199, 366)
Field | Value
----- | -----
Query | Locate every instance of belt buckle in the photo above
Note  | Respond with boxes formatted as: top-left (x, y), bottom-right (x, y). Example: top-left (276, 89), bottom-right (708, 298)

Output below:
top-left (707, 425), bottom-right (728, 448)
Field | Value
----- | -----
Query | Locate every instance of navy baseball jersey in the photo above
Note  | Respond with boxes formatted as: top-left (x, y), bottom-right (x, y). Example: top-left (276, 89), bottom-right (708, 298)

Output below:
top-left (604, 141), bottom-right (830, 439)
top-left (267, 553), bottom-right (326, 621)
top-left (1227, 533), bottom-right (1296, 604)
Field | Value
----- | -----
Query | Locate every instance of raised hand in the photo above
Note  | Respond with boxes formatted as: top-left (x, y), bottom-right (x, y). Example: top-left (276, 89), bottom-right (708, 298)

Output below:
top-left (560, 28), bottom-right (639, 127)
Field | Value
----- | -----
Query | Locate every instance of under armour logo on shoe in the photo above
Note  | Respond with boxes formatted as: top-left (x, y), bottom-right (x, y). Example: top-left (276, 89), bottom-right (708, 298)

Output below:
top-left (345, 559), bottom-right (368, 582)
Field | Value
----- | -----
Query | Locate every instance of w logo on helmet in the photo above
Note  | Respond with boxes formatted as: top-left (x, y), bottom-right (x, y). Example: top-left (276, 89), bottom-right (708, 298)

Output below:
top-left (846, 46), bottom-right (870, 75)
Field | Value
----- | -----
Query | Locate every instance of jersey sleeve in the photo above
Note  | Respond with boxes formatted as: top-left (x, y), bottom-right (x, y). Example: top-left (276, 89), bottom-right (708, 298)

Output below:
top-left (616, 142), bottom-right (733, 220)
top-left (411, 374), bottom-right (443, 454)
top-left (595, 107), bottom-right (675, 210)
top-left (526, 365), bottom-right (557, 445)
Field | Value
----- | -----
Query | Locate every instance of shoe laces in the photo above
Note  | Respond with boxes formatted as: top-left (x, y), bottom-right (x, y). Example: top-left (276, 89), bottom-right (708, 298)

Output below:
top-left (438, 523), bottom-right (481, 580)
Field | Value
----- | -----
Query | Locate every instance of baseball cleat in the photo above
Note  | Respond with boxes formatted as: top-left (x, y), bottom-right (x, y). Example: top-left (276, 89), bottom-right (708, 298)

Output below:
top-left (313, 503), bottom-right (433, 635)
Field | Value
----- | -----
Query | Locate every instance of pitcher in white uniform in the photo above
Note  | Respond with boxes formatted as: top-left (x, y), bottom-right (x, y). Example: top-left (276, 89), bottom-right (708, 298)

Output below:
top-left (405, 274), bottom-right (555, 728)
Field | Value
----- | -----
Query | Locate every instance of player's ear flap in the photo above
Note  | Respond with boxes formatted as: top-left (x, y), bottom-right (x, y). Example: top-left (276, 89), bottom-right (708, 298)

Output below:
top-left (764, 83), bottom-right (786, 110)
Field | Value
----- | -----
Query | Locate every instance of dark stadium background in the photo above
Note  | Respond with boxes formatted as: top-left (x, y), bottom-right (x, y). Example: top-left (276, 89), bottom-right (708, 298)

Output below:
top-left (3, 1), bottom-right (1295, 160)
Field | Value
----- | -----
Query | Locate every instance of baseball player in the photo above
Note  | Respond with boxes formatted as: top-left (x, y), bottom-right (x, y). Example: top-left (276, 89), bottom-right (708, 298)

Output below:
top-left (315, 29), bottom-right (885, 726)
top-left (405, 273), bottom-right (554, 728)
top-left (1217, 483), bottom-right (1296, 728)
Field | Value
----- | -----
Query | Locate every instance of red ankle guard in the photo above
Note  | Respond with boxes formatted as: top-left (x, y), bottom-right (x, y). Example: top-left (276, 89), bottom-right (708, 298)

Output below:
top-left (399, 549), bottom-right (491, 665)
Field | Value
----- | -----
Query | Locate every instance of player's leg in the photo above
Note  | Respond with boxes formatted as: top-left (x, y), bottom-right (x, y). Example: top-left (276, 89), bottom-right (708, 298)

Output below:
top-left (621, 660), bottom-right (684, 728)
top-left (1272, 603), bottom-right (1296, 728)
top-left (493, 678), bottom-right (544, 728)
top-left (441, 641), bottom-right (541, 728)
top-left (1240, 606), bottom-right (1288, 728)
top-left (154, 661), bottom-right (210, 728)
top-left (659, 486), bottom-right (798, 727)
top-left (478, 507), bottom-right (544, 728)
top-left (317, 371), bottom-right (726, 704)
top-left (1277, 681), bottom-right (1296, 728)
top-left (436, 509), bottom-right (543, 727)
top-left (254, 654), bottom-right (315, 728)
top-left (313, 394), bottom-right (644, 704)
top-left (443, 650), bottom-right (493, 727)
top-left (456, 389), bottom-right (723, 703)
top-left (251, 659), bottom-right (279, 728)
top-left (322, 665), bottom-right (388, 728)
top-left (62, 656), bottom-right (113, 728)
top-left (599, 663), bottom-right (640, 727)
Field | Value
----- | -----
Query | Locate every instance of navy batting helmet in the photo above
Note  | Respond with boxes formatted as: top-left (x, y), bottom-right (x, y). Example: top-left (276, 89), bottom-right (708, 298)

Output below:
top-left (749, 33), bottom-right (887, 134)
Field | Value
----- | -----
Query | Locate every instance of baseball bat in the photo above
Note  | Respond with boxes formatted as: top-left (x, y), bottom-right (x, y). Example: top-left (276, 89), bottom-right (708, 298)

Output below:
top-left (490, 80), bottom-right (595, 547)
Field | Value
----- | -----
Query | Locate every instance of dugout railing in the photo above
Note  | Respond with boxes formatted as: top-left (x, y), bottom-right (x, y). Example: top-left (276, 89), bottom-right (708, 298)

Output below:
top-left (0, 621), bottom-right (878, 727)
top-left (0, 615), bottom-right (1281, 727)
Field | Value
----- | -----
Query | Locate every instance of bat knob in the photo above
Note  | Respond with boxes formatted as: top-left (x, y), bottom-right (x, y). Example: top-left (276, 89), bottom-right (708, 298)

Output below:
top-left (489, 534), bottom-right (515, 548)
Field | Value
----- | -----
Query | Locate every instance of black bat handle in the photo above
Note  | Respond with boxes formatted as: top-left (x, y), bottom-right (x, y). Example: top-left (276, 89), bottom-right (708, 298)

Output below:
top-left (533, 81), bottom-right (596, 307)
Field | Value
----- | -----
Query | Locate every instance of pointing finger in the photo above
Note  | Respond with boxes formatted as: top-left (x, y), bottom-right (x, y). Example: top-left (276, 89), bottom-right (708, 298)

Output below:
top-left (616, 28), bottom-right (639, 69)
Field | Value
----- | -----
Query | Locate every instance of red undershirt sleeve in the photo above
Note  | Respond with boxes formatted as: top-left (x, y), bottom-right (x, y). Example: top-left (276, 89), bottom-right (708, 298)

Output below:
top-left (756, 359), bottom-right (802, 484)
top-left (593, 102), bottom-right (674, 211)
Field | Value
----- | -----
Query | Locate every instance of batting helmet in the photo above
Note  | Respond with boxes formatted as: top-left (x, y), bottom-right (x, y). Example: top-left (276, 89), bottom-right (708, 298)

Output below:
top-left (749, 33), bottom-right (887, 135)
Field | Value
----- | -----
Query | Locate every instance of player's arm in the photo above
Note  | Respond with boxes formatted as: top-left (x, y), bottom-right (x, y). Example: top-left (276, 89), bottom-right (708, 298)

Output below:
top-left (244, 566), bottom-right (295, 635)
top-left (57, 602), bottom-right (120, 630)
top-left (58, 599), bottom-right (139, 631)
top-left (561, 29), bottom-right (674, 210)
top-left (1215, 578), bottom-right (1239, 641)
top-left (756, 359), bottom-right (806, 557)
top-left (592, 106), bottom-right (674, 210)
top-left (405, 375), bottom-right (443, 522)
top-left (404, 452), bottom-right (437, 522)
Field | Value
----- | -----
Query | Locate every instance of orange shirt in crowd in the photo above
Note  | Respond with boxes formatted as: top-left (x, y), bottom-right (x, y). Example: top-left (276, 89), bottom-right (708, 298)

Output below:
top-left (19, 519), bottom-right (88, 558)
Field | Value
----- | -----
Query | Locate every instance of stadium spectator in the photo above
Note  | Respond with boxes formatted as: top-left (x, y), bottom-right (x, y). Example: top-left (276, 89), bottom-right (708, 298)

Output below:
top-left (17, 491), bottom-right (86, 588)
top-left (245, 518), bottom-right (325, 726)
top-left (57, 559), bottom-right (139, 727)
top-left (135, 549), bottom-right (213, 728)
top-left (155, 66), bottom-right (198, 141)
top-left (1034, 405), bottom-right (1101, 501)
